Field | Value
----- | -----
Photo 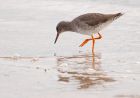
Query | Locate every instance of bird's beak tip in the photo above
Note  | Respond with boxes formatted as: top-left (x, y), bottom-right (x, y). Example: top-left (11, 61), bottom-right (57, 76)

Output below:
top-left (54, 32), bottom-right (59, 44)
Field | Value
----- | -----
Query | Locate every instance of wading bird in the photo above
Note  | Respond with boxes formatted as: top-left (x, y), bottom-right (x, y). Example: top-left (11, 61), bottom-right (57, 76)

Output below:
top-left (54, 13), bottom-right (123, 68)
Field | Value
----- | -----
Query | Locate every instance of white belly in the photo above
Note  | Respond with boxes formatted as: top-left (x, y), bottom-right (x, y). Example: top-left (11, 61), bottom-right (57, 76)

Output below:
top-left (76, 19), bottom-right (114, 35)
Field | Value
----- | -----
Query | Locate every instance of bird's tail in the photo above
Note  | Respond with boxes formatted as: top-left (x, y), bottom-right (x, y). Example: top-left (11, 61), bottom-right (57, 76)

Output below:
top-left (114, 12), bottom-right (124, 18)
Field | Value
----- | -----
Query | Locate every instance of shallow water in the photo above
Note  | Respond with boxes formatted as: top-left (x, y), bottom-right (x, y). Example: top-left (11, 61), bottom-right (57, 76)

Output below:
top-left (0, 0), bottom-right (140, 98)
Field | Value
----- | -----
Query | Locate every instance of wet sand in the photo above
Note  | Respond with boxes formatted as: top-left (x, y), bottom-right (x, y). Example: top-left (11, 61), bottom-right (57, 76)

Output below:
top-left (0, 52), bottom-right (140, 98)
top-left (0, 0), bottom-right (140, 98)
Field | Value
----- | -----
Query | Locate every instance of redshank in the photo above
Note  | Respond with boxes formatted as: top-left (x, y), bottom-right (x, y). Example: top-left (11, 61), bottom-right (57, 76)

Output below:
top-left (54, 12), bottom-right (123, 64)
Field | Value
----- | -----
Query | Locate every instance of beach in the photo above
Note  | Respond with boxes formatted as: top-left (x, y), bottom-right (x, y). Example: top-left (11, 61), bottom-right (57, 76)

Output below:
top-left (0, 0), bottom-right (140, 98)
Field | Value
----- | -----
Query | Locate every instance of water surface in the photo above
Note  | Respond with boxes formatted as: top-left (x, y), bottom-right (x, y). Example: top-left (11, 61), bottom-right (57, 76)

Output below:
top-left (0, 0), bottom-right (140, 98)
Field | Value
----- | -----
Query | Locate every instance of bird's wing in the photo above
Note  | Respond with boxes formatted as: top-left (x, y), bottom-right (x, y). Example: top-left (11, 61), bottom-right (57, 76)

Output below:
top-left (73, 13), bottom-right (117, 27)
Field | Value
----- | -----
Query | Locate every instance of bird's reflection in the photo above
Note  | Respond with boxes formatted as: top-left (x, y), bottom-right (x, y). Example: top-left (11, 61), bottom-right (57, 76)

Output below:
top-left (56, 52), bottom-right (115, 89)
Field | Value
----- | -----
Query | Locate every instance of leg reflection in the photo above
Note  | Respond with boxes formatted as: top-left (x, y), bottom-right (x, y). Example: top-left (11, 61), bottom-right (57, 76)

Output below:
top-left (55, 52), bottom-right (115, 89)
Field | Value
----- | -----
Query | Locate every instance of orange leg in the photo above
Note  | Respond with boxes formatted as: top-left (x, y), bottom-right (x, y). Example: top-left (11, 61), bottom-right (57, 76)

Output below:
top-left (95, 33), bottom-right (102, 39)
top-left (91, 35), bottom-right (95, 54)
top-left (91, 35), bottom-right (95, 69)
top-left (79, 33), bottom-right (102, 47)
top-left (79, 39), bottom-right (92, 47)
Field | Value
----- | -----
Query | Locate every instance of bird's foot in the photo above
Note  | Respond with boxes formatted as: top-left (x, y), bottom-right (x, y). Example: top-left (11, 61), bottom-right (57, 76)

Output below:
top-left (79, 38), bottom-right (92, 47)
top-left (94, 33), bottom-right (102, 39)
top-left (79, 33), bottom-right (102, 47)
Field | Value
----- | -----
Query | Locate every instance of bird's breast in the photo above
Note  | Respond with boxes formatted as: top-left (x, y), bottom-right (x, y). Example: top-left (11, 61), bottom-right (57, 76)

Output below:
top-left (75, 19), bottom-right (115, 35)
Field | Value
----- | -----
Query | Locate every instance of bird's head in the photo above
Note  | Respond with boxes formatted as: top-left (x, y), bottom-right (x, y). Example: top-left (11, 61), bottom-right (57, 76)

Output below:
top-left (54, 21), bottom-right (72, 44)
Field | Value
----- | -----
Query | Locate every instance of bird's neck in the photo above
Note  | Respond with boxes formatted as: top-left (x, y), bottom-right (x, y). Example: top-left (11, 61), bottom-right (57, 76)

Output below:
top-left (63, 22), bottom-right (75, 32)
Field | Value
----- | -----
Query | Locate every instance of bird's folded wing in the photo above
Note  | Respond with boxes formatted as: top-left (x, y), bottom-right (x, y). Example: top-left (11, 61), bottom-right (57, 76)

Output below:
top-left (74, 13), bottom-right (116, 27)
